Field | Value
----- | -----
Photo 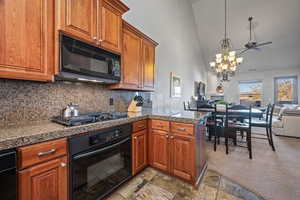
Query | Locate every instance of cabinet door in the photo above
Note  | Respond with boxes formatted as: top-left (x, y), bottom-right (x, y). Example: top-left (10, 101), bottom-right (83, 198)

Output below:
top-left (151, 130), bottom-right (169, 172)
top-left (142, 39), bottom-right (155, 90)
top-left (99, 0), bottom-right (122, 53)
top-left (19, 156), bottom-right (68, 200)
top-left (170, 136), bottom-right (195, 182)
top-left (61, 0), bottom-right (96, 43)
top-left (132, 129), bottom-right (147, 175)
top-left (122, 28), bottom-right (141, 89)
top-left (0, 0), bottom-right (54, 82)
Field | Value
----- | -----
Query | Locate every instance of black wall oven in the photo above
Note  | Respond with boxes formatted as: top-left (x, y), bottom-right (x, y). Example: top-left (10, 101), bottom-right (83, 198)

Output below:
top-left (69, 124), bottom-right (132, 200)
top-left (0, 149), bottom-right (16, 200)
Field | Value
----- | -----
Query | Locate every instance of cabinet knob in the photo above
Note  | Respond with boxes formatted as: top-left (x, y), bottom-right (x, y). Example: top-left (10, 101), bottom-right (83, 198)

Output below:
top-left (98, 39), bottom-right (104, 42)
top-left (61, 163), bottom-right (67, 168)
top-left (92, 37), bottom-right (97, 41)
top-left (170, 136), bottom-right (174, 139)
top-left (134, 137), bottom-right (137, 139)
top-left (165, 135), bottom-right (169, 138)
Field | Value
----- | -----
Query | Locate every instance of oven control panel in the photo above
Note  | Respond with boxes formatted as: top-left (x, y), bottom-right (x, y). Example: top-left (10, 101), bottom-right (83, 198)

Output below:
top-left (69, 124), bottom-right (132, 156)
top-left (89, 129), bottom-right (123, 146)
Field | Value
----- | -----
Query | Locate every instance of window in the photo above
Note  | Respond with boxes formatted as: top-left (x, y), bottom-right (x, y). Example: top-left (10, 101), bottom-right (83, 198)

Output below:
top-left (239, 81), bottom-right (263, 107)
top-left (274, 76), bottom-right (298, 104)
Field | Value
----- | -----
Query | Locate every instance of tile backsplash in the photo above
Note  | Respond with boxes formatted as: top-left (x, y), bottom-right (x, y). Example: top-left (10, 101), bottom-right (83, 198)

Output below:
top-left (0, 79), bottom-right (151, 126)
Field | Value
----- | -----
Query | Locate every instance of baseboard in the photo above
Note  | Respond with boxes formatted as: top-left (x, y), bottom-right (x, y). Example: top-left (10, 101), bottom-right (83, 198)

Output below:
top-left (275, 134), bottom-right (300, 139)
top-left (195, 162), bottom-right (208, 188)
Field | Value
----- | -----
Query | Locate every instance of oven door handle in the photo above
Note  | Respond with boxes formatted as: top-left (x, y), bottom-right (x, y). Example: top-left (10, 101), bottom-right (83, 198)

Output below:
top-left (73, 137), bottom-right (130, 160)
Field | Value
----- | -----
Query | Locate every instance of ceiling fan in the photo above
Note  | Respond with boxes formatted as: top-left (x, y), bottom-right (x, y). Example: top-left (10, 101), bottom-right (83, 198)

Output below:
top-left (238, 17), bottom-right (272, 55)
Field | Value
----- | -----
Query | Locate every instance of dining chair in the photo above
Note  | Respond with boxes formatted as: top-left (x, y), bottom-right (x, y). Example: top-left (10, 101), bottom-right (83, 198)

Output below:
top-left (213, 104), bottom-right (226, 151)
top-left (224, 104), bottom-right (253, 159)
top-left (245, 104), bottom-right (276, 151)
top-left (210, 104), bottom-right (237, 149)
top-left (183, 102), bottom-right (187, 110)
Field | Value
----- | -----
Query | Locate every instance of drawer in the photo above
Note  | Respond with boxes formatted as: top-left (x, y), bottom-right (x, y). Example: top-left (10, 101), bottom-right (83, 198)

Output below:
top-left (18, 138), bottom-right (67, 169)
top-left (151, 120), bottom-right (169, 132)
top-left (133, 120), bottom-right (147, 132)
top-left (171, 122), bottom-right (194, 136)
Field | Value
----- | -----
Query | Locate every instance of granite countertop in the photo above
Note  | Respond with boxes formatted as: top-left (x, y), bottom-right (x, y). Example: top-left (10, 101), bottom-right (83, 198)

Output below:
top-left (0, 110), bottom-right (209, 151)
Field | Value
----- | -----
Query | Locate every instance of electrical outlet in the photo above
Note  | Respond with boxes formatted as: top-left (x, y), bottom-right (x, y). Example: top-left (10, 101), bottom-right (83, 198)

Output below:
top-left (109, 98), bottom-right (114, 106)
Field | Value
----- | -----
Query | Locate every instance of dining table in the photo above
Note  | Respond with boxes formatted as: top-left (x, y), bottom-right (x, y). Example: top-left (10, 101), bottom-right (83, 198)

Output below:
top-left (186, 106), bottom-right (264, 119)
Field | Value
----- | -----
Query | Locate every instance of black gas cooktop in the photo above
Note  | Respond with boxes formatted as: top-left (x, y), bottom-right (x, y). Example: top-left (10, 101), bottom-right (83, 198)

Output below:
top-left (51, 112), bottom-right (128, 126)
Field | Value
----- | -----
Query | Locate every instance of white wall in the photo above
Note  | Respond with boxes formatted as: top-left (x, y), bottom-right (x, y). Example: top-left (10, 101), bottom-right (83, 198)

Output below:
top-left (207, 68), bottom-right (300, 105)
top-left (121, 0), bottom-right (208, 112)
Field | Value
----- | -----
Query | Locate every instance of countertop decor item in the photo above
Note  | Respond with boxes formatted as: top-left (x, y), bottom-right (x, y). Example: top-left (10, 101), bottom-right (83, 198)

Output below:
top-left (170, 72), bottom-right (181, 98)
top-left (209, 0), bottom-right (243, 81)
top-left (61, 103), bottom-right (79, 118)
top-left (128, 95), bottom-right (144, 112)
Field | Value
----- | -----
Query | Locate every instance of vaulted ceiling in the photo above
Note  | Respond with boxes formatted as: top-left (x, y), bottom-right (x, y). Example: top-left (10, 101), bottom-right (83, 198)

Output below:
top-left (190, 0), bottom-right (300, 72)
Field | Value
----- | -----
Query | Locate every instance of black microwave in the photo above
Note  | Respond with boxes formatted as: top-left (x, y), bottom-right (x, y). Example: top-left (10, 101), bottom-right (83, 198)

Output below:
top-left (56, 34), bottom-right (121, 84)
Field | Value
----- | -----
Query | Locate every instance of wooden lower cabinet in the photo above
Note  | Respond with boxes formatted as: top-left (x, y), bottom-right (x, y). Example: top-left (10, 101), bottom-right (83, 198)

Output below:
top-left (148, 120), bottom-right (203, 184)
top-left (150, 130), bottom-right (169, 172)
top-left (132, 129), bottom-right (148, 175)
top-left (170, 136), bottom-right (195, 182)
top-left (19, 156), bottom-right (68, 200)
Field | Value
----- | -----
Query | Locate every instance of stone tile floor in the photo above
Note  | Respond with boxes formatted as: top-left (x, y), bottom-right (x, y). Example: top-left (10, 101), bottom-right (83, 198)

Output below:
top-left (105, 167), bottom-right (265, 200)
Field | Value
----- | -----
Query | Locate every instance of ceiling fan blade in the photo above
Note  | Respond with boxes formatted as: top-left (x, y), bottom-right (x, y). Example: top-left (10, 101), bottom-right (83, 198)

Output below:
top-left (233, 47), bottom-right (246, 51)
top-left (238, 48), bottom-right (250, 55)
top-left (253, 47), bottom-right (261, 51)
top-left (256, 41), bottom-right (272, 47)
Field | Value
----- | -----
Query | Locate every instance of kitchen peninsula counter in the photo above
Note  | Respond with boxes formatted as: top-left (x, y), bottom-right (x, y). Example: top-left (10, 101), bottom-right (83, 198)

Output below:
top-left (0, 110), bottom-right (209, 151)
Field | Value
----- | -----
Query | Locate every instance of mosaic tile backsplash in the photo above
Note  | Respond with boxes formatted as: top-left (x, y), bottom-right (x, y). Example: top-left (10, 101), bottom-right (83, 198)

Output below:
top-left (0, 79), bottom-right (152, 126)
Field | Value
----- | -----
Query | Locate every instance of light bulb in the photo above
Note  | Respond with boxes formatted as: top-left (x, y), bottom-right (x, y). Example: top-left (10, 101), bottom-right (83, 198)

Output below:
top-left (222, 64), bottom-right (228, 70)
top-left (210, 62), bottom-right (216, 67)
top-left (229, 51), bottom-right (236, 57)
top-left (237, 57), bottom-right (243, 64)
top-left (216, 54), bottom-right (222, 59)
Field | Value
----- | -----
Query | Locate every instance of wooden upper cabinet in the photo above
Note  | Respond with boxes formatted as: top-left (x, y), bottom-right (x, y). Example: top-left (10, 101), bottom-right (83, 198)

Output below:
top-left (121, 26), bottom-right (142, 88)
top-left (59, 0), bottom-right (128, 53)
top-left (0, 0), bottom-right (54, 82)
top-left (99, 0), bottom-right (122, 53)
top-left (109, 21), bottom-right (158, 91)
top-left (142, 39), bottom-right (156, 90)
top-left (170, 136), bottom-right (195, 182)
top-left (60, 0), bottom-right (96, 43)
top-left (19, 156), bottom-right (68, 200)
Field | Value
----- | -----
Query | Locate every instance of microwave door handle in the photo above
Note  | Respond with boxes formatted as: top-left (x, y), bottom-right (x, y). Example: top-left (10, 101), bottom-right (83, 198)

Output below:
top-left (73, 137), bottom-right (130, 160)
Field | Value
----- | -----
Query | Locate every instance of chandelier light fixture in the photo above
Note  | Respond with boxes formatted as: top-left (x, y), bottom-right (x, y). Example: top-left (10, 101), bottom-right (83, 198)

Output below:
top-left (209, 0), bottom-right (243, 81)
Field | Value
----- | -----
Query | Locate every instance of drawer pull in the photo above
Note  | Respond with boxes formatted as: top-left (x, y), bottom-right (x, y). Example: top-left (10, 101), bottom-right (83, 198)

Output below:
top-left (37, 149), bottom-right (57, 156)
top-left (177, 128), bottom-right (186, 131)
